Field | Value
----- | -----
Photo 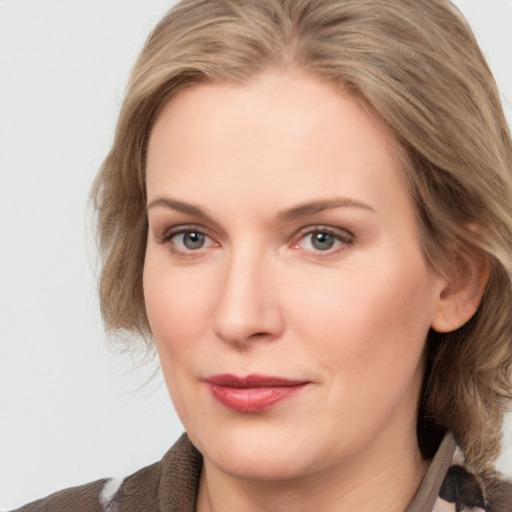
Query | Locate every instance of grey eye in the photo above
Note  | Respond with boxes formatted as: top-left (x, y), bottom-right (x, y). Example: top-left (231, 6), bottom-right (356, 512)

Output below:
top-left (181, 231), bottom-right (206, 250)
top-left (310, 232), bottom-right (336, 251)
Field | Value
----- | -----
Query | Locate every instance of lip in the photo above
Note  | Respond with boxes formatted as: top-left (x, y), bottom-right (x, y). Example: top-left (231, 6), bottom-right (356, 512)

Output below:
top-left (204, 374), bottom-right (310, 413)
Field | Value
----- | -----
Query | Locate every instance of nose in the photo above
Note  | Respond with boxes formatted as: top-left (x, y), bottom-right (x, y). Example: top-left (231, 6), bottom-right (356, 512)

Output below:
top-left (212, 248), bottom-right (284, 347)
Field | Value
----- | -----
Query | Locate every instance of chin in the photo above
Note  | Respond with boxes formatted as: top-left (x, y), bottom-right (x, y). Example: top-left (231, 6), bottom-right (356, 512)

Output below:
top-left (189, 420), bottom-right (322, 481)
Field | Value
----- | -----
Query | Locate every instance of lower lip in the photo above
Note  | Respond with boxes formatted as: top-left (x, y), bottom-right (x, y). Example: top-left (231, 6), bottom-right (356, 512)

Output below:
top-left (208, 384), bottom-right (307, 413)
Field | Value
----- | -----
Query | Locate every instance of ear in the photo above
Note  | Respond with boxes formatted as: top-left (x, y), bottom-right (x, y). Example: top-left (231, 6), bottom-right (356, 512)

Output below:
top-left (431, 249), bottom-right (489, 333)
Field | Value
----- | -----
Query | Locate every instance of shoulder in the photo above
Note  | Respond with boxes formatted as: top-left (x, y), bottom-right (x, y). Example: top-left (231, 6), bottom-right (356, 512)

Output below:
top-left (10, 434), bottom-right (202, 512)
top-left (9, 477), bottom-right (112, 512)
top-left (9, 465), bottom-right (162, 512)
top-left (437, 441), bottom-right (512, 512)
top-left (482, 475), bottom-right (512, 512)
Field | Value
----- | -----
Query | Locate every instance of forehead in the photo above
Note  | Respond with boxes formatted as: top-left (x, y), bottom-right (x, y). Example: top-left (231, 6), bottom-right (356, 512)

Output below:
top-left (146, 71), bottom-right (409, 216)
top-left (150, 72), bottom-right (396, 147)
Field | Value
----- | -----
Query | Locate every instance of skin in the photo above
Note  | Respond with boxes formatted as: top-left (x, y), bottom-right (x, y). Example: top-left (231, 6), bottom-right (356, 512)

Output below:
top-left (143, 70), bottom-right (475, 512)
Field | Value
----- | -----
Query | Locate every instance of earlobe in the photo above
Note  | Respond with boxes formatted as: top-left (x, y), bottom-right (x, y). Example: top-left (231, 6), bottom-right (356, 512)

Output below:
top-left (431, 251), bottom-right (489, 334)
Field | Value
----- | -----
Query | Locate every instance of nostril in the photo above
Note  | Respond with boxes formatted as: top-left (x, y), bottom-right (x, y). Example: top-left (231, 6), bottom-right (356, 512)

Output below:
top-left (249, 332), bottom-right (270, 339)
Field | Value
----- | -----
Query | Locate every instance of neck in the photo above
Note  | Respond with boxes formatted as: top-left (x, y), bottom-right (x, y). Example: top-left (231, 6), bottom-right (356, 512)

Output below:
top-left (196, 425), bottom-right (429, 512)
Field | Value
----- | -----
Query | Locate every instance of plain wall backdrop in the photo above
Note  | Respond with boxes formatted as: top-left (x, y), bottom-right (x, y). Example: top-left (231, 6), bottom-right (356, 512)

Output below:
top-left (1, 0), bottom-right (511, 509)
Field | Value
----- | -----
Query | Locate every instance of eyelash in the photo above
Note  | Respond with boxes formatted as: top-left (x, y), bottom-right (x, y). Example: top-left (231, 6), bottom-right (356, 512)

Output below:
top-left (159, 225), bottom-right (217, 257)
top-left (291, 226), bottom-right (355, 256)
top-left (158, 224), bottom-right (355, 257)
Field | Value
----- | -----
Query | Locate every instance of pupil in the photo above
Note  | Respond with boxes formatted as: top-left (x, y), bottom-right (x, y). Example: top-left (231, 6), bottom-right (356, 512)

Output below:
top-left (184, 232), bottom-right (204, 249)
top-left (312, 232), bottom-right (334, 250)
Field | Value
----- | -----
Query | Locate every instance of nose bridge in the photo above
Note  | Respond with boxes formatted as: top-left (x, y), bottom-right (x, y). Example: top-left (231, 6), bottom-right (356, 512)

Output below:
top-left (213, 242), bottom-right (282, 345)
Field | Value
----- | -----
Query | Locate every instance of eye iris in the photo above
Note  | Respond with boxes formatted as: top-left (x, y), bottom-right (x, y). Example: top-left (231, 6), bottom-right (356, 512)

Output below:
top-left (183, 231), bottom-right (205, 249)
top-left (311, 232), bottom-right (335, 251)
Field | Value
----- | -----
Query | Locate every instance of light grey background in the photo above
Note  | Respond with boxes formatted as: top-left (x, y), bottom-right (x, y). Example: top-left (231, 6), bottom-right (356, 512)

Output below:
top-left (1, 1), bottom-right (511, 509)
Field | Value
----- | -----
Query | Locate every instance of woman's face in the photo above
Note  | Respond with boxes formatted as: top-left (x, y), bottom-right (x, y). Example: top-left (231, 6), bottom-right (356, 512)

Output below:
top-left (144, 71), bottom-right (447, 481)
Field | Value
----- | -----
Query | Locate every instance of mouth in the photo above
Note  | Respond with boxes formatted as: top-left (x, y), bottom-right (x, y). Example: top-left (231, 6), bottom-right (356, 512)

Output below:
top-left (204, 374), bottom-right (310, 413)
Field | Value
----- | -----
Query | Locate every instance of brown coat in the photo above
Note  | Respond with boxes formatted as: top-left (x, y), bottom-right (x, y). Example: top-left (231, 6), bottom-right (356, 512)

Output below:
top-left (11, 434), bottom-right (512, 512)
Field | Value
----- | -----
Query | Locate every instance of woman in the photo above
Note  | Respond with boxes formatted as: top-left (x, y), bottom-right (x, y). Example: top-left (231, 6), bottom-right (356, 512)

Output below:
top-left (13, 0), bottom-right (512, 510)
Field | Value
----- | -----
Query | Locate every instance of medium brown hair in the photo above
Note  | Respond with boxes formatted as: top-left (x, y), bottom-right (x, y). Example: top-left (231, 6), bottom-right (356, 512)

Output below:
top-left (92, 0), bottom-right (512, 472)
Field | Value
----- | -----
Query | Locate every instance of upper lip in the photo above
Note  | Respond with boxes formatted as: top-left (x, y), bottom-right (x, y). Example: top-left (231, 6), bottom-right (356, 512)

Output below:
top-left (204, 374), bottom-right (309, 388)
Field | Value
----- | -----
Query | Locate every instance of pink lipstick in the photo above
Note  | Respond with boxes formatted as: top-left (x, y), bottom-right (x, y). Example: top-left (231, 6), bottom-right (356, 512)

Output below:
top-left (204, 374), bottom-right (309, 413)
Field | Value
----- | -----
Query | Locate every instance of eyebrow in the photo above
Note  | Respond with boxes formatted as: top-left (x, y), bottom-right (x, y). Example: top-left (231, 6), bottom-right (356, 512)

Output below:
top-left (146, 196), bottom-right (374, 220)
top-left (277, 198), bottom-right (375, 221)
top-left (147, 197), bottom-right (208, 218)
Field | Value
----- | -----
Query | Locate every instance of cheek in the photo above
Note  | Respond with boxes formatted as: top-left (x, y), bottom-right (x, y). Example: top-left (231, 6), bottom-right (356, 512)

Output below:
top-left (143, 256), bottom-right (216, 422)
top-left (287, 256), bottom-right (436, 376)
top-left (143, 255), bottom-right (215, 364)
